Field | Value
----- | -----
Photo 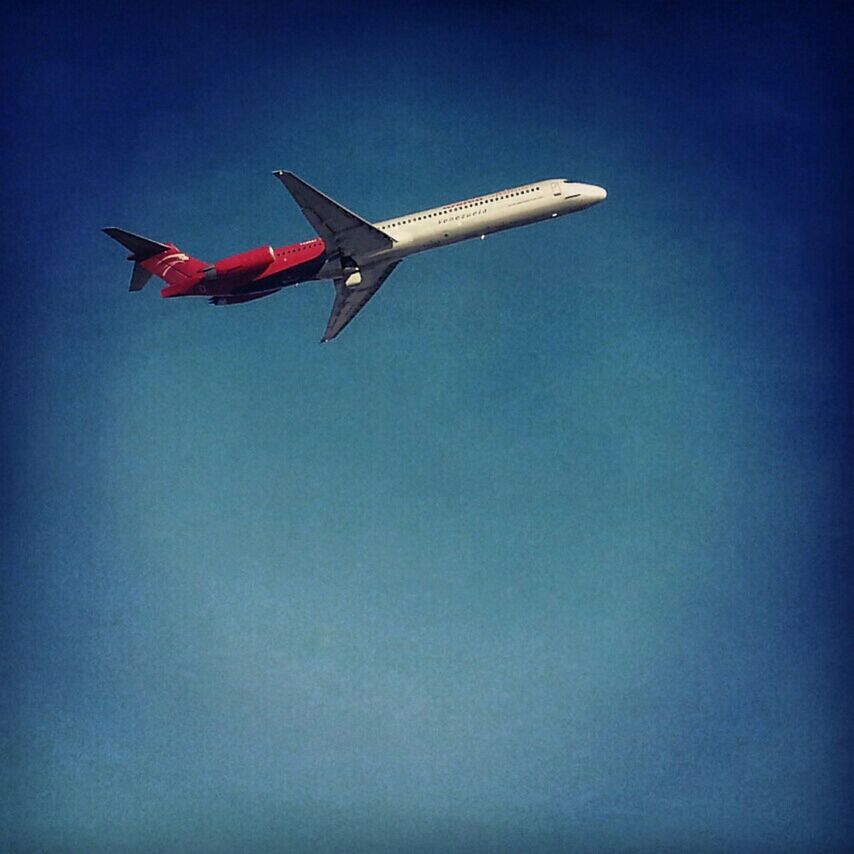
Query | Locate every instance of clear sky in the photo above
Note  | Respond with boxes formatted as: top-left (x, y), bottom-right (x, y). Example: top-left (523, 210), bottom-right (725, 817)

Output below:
top-left (2, 2), bottom-right (851, 851)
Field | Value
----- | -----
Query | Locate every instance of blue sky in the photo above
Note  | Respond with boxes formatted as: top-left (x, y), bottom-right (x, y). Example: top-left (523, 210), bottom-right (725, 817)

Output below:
top-left (2, 2), bottom-right (851, 851)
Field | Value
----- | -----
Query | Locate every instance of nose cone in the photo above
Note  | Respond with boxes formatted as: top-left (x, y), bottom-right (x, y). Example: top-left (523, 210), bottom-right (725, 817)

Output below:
top-left (582, 184), bottom-right (607, 205)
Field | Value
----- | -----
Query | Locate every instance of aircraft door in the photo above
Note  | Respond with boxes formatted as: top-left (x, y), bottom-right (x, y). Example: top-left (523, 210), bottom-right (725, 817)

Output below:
top-left (551, 181), bottom-right (562, 196)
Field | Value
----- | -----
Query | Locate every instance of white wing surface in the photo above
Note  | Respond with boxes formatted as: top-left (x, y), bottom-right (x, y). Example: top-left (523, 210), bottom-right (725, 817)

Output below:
top-left (323, 261), bottom-right (401, 342)
top-left (274, 171), bottom-right (393, 260)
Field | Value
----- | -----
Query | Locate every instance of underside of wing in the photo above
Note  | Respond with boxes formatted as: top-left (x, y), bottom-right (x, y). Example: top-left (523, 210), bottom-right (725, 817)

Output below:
top-left (274, 171), bottom-right (393, 260)
top-left (322, 261), bottom-right (401, 342)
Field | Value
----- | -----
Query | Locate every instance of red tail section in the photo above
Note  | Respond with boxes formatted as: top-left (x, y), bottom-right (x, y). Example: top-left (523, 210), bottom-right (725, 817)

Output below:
top-left (141, 246), bottom-right (209, 289)
top-left (141, 246), bottom-right (211, 297)
top-left (102, 227), bottom-right (209, 296)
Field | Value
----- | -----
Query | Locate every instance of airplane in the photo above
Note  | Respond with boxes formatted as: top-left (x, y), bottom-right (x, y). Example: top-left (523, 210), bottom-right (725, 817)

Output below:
top-left (103, 172), bottom-right (606, 342)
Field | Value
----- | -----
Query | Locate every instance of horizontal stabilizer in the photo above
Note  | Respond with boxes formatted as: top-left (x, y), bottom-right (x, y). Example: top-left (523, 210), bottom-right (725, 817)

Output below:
top-left (129, 261), bottom-right (153, 292)
top-left (102, 227), bottom-right (170, 261)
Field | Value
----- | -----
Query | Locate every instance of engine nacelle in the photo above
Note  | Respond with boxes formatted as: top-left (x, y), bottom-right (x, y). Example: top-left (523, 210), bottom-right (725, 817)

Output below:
top-left (339, 254), bottom-right (362, 287)
top-left (208, 245), bottom-right (275, 280)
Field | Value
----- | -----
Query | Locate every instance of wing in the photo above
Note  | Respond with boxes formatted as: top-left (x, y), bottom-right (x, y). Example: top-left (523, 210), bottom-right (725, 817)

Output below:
top-left (322, 261), bottom-right (401, 342)
top-left (273, 171), bottom-right (394, 261)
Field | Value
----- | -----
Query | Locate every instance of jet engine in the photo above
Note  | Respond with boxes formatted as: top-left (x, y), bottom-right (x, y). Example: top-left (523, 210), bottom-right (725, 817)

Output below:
top-left (339, 254), bottom-right (362, 287)
top-left (206, 246), bottom-right (275, 280)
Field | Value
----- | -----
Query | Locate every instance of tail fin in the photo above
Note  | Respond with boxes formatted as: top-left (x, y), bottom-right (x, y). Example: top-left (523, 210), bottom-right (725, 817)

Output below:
top-left (102, 227), bottom-right (209, 293)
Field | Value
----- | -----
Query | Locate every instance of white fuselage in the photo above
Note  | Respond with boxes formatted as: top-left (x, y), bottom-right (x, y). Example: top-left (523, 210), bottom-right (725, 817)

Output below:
top-left (317, 178), bottom-right (606, 278)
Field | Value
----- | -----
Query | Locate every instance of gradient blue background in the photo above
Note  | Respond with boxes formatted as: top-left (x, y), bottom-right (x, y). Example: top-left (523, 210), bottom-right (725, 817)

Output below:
top-left (2, 2), bottom-right (851, 851)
